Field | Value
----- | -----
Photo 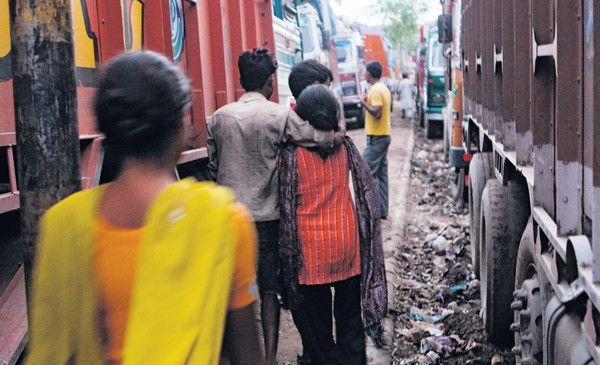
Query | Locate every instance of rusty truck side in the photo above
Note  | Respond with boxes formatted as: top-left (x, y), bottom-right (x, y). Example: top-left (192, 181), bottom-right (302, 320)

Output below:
top-left (459, 0), bottom-right (600, 363)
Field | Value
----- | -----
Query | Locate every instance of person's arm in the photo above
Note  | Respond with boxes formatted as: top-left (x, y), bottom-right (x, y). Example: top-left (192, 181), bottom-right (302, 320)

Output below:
top-left (338, 99), bottom-right (347, 133)
top-left (285, 109), bottom-right (345, 148)
top-left (361, 88), bottom-right (384, 119)
top-left (223, 204), bottom-right (264, 365)
top-left (206, 116), bottom-right (219, 181)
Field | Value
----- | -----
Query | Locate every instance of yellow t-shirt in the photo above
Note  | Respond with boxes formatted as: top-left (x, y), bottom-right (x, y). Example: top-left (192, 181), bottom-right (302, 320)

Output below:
top-left (94, 202), bottom-right (257, 364)
top-left (365, 82), bottom-right (392, 136)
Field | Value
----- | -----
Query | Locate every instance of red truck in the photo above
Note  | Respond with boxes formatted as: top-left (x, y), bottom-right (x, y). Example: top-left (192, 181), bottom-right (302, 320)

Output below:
top-left (0, 1), bottom-right (279, 363)
top-left (363, 33), bottom-right (391, 79)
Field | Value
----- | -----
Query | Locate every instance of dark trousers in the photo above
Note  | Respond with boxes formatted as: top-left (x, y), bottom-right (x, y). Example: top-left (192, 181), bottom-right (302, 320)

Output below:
top-left (364, 135), bottom-right (391, 218)
top-left (291, 276), bottom-right (366, 365)
top-left (255, 220), bottom-right (280, 295)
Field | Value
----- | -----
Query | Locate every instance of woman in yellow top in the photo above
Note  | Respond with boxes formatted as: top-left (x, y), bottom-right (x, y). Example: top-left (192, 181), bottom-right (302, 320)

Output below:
top-left (27, 51), bottom-right (264, 365)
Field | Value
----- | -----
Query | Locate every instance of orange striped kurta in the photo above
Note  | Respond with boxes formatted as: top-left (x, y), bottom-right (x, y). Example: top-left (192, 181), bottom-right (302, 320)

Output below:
top-left (296, 145), bottom-right (361, 285)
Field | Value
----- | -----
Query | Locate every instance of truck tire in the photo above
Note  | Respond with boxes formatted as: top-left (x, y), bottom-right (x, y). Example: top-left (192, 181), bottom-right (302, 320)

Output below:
top-left (443, 116), bottom-right (451, 162)
top-left (479, 179), bottom-right (530, 346)
top-left (458, 167), bottom-right (468, 203)
top-left (357, 109), bottom-right (365, 129)
top-left (425, 118), bottom-right (436, 139)
top-left (468, 153), bottom-right (494, 278)
top-left (512, 220), bottom-right (543, 364)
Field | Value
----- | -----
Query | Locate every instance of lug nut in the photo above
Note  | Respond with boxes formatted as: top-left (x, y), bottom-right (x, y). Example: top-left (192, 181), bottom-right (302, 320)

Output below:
top-left (520, 309), bottom-right (531, 321)
top-left (512, 345), bottom-right (522, 355)
top-left (511, 300), bottom-right (523, 310)
top-left (510, 322), bottom-right (521, 332)
top-left (513, 289), bottom-right (523, 298)
top-left (514, 289), bottom-right (527, 301)
top-left (521, 334), bottom-right (533, 344)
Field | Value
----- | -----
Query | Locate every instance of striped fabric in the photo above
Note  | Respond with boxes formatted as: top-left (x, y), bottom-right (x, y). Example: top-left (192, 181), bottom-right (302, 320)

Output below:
top-left (296, 145), bottom-right (361, 285)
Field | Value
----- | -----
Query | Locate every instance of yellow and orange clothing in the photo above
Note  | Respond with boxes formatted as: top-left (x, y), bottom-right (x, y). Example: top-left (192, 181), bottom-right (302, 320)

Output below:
top-left (365, 82), bottom-right (392, 136)
top-left (296, 145), bottom-right (361, 285)
top-left (93, 202), bottom-right (256, 364)
top-left (27, 179), bottom-right (257, 365)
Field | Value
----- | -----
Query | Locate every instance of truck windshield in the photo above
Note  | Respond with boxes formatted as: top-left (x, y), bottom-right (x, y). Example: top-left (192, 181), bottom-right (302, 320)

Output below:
top-left (300, 16), bottom-right (314, 53)
top-left (337, 45), bottom-right (351, 63)
top-left (429, 40), bottom-right (444, 70)
top-left (336, 39), bottom-right (353, 63)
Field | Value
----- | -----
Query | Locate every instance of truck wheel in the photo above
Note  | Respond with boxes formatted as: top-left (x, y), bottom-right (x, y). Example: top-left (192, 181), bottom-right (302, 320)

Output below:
top-left (442, 118), bottom-right (450, 163)
top-left (425, 118), bottom-right (436, 139)
top-left (357, 109), bottom-right (365, 128)
top-left (479, 179), bottom-right (530, 346)
top-left (451, 167), bottom-right (468, 205)
top-left (458, 167), bottom-right (468, 203)
top-left (468, 153), bottom-right (494, 278)
top-left (511, 220), bottom-right (543, 365)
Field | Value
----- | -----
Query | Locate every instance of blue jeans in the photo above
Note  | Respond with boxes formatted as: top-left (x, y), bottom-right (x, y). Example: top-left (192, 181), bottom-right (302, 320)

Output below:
top-left (363, 135), bottom-right (391, 218)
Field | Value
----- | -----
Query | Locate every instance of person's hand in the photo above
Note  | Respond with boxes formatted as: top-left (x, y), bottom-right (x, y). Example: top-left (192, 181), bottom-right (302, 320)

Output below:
top-left (333, 130), bottom-right (346, 146)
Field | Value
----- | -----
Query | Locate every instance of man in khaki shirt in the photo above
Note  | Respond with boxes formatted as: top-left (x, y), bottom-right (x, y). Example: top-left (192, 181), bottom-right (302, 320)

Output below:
top-left (207, 49), bottom-right (344, 364)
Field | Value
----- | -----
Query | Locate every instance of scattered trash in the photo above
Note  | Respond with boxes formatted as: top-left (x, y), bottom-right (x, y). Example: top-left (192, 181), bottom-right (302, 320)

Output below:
top-left (491, 355), bottom-right (505, 364)
top-left (430, 309), bottom-right (454, 324)
top-left (420, 335), bottom-right (453, 354)
top-left (409, 308), bottom-right (426, 322)
top-left (426, 351), bottom-right (440, 363)
top-left (432, 236), bottom-right (448, 254)
top-left (391, 127), bottom-right (512, 364)
top-left (450, 281), bottom-right (468, 294)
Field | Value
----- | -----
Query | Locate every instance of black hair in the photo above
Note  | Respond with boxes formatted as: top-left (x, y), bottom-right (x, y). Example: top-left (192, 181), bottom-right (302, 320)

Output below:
top-left (288, 60), bottom-right (334, 99)
top-left (94, 51), bottom-right (191, 161)
top-left (402, 72), bottom-right (408, 79)
top-left (295, 84), bottom-right (339, 132)
top-left (366, 61), bottom-right (383, 79)
top-left (238, 48), bottom-right (278, 92)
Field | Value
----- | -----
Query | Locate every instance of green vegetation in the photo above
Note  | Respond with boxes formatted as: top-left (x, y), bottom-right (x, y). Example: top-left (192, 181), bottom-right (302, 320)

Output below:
top-left (377, 0), bottom-right (427, 47)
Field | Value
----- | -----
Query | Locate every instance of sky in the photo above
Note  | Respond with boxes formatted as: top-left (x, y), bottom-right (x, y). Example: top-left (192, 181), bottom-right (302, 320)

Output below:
top-left (330, 0), bottom-right (442, 26)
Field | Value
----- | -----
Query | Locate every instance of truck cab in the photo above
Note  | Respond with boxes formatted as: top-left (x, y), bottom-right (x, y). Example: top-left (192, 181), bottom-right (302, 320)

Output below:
top-left (336, 33), bottom-right (365, 128)
top-left (298, 2), bottom-right (329, 66)
top-left (272, 0), bottom-right (303, 107)
top-left (423, 31), bottom-right (447, 138)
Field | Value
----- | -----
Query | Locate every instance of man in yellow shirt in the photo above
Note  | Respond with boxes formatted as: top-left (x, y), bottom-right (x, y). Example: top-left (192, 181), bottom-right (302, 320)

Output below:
top-left (361, 61), bottom-right (392, 219)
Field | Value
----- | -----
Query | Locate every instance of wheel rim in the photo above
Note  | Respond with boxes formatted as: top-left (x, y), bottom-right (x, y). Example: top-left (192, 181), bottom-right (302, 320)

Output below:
top-left (511, 272), bottom-right (543, 365)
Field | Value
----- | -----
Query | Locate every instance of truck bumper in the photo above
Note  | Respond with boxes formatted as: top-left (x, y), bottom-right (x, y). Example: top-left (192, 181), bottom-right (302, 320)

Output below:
top-left (426, 113), bottom-right (444, 122)
top-left (343, 101), bottom-right (363, 124)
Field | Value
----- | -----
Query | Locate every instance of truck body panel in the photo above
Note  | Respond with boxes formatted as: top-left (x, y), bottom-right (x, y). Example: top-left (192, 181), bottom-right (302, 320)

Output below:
top-left (272, 0), bottom-right (301, 107)
top-left (363, 33), bottom-right (391, 79)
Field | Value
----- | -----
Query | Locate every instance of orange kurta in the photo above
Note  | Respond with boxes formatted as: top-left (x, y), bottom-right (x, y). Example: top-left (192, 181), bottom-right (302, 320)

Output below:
top-left (94, 203), bottom-right (257, 364)
top-left (296, 145), bottom-right (361, 285)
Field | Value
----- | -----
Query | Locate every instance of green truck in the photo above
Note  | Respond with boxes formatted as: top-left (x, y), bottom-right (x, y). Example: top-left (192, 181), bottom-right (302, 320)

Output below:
top-left (417, 29), bottom-right (447, 139)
